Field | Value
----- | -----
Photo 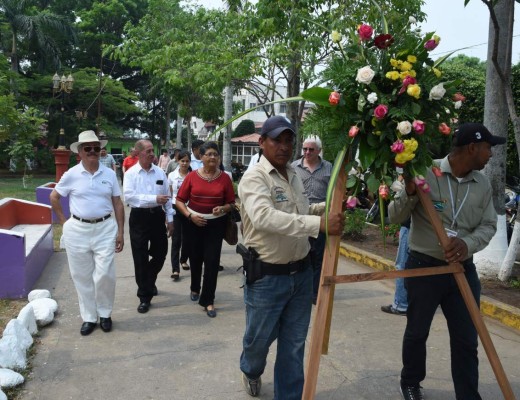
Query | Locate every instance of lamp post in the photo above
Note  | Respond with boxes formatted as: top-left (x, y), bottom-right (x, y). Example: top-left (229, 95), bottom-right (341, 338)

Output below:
top-left (51, 72), bottom-right (74, 182)
top-left (52, 73), bottom-right (74, 149)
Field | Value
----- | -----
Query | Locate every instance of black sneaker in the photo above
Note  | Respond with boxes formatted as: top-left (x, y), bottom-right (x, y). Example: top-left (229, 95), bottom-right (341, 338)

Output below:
top-left (400, 383), bottom-right (424, 400)
top-left (381, 304), bottom-right (407, 316)
top-left (242, 373), bottom-right (261, 397)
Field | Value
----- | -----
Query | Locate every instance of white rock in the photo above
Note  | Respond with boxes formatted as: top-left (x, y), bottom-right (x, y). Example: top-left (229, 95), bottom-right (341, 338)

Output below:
top-left (0, 368), bottom-right (24, 388)
top-left (27, 289), bottom-right (51, 302)
top-left (17, 304), bottom-right (38, 335)
top-left (2, 320), bottom-right (32, 352)
top-left (0, 388), bottom-right (7, 400)
top-left (30, 298), bottom-right (57, 326)
top-left (0, 336), bottom-right (27, 369)
top-left (30, 298), bottom-right (58, 313)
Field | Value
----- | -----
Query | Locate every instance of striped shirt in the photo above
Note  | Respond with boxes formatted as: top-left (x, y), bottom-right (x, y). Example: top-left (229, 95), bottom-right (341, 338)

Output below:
top-left (291, 157), bottom-right (332, 204)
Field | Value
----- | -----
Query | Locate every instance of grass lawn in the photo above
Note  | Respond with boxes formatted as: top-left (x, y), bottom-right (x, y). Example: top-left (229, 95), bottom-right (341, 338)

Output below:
top-left (0, 175), bottom-right (55, 201)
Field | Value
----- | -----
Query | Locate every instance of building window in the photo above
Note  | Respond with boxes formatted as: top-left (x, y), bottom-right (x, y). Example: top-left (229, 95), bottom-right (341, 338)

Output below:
top-left (279, 102), bottom-right (287, 113)
top-left (249, 102), bottom-right (257, 109)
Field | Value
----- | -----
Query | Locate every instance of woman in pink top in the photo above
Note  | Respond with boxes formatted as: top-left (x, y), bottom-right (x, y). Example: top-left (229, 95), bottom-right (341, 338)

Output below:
top-left (176, 142), bottom-right (235, 318)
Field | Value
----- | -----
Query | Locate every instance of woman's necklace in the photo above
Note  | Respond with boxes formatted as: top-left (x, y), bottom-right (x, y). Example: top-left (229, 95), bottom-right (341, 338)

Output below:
top-left (197, 169), bottom-right (221, 182)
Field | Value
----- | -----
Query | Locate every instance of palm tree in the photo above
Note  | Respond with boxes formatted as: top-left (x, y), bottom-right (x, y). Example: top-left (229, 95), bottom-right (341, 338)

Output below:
top-left (0, 0), bottom-right (76, 74)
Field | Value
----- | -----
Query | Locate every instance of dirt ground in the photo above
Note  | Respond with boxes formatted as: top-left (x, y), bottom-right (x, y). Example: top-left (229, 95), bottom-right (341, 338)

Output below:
top-left (342, 224), bottom-right (520, 309)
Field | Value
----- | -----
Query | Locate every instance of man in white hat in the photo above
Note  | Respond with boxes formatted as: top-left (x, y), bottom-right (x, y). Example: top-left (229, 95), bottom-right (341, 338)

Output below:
top-left (50, 130), bottom-right (125, 336)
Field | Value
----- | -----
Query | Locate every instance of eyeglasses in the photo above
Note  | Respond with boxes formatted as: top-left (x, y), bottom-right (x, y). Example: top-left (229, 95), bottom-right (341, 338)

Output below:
top-left (302, 147), bottom-right (316, 152)
top-left (203, 152), bottom-right (220, 158)
top-left (83, 146), bottom-right (101, 153)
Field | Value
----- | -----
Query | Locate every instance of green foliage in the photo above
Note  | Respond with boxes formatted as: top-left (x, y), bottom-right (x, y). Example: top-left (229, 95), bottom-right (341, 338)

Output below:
top-left (233, 119), bottom-right (256, 138)
top-left (343, 209), bottom-right (367, 240)
top-left (384, 223), bottom-right (400, 241)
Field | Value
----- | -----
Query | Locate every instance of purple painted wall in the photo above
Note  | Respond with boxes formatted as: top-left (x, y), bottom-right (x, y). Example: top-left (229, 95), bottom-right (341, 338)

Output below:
top-left (36, 182), bottom-right (69, 223)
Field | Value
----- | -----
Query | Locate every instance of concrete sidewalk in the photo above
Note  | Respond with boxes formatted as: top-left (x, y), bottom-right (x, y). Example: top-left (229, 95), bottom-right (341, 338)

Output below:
top-left (20, 212), bottom-right (520, 399)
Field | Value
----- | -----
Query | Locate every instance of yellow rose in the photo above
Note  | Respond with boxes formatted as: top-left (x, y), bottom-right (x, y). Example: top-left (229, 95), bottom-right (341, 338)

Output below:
top-left (390, 58), bottom-right (399, 68)
top-left (331, 30), bottom-right (342, 43)
top-left (432, 67), bottom-right (442, 78)
top-left (407, 84), bottom-right (421, 99)
top-left (407, 55), bottom-right (417, 63)
top-left (395, 152), bottom-right (415, 164)
top-left (386, 71), bottom-right (400, 80)
top-left (400, 61), bottom-right (413, 71)
top-left (408, 70), bottom-right (417, 77)
top-left (404, 138), bottom-right (418, 152)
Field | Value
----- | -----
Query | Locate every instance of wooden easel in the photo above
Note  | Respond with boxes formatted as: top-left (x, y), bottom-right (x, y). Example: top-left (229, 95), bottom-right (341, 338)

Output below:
top-left (302, 159), bottom-right (516, 400)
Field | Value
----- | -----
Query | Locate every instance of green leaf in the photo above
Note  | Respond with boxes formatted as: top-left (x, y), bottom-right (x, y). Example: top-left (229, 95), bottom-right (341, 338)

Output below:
top-left (300, 87), bottom-right (335, 107)
top-left (358, 135), bottom-right (377, 169)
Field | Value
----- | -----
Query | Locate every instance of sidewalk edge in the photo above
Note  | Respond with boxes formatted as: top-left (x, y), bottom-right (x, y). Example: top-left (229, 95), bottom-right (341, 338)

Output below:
top-left (339, 242), bottom-right (520, 332)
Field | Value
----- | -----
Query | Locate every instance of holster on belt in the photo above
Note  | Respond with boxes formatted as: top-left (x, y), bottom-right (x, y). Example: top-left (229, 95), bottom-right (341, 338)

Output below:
top-left (236, 243), bottom-right (263, 285)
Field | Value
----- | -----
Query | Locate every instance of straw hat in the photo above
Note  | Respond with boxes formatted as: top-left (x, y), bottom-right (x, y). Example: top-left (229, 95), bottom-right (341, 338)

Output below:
top-left (70, 130), bottom-right (108, 153)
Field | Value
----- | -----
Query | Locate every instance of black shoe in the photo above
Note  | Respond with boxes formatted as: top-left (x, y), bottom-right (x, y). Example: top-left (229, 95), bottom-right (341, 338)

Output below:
top-left (152, 287), bottom-right (158, 296)
top-left (171, 272), bottom-right (180, 281)
top-left (181, 262), bottom-right (190, 270)
top-left (137, 302), bottom-right (151, 313)
top-left (205, 307), bottom-right (217, 318)
top-left (400, 383), bottom-right (424, 400)
top-left (381, 304), bottom-right (407, 316)
top-left (80, 322), bottom-right (97, 336)
top-left (218, 265), bottom-right (224, 271)
top-left (190, 292), bottom-right (199, 302)
top-left (99, 317), bottom-right (112, 332)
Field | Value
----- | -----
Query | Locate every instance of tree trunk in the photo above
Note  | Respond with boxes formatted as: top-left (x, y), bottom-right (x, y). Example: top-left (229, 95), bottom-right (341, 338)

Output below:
top-left (176, 110), bottom-right (183, 149)
top-left (474, 0), bottom-right (513, 277)
top-left (165, 99), bottom-right (171, 150)
top-left (287, 55), bottom-right (302, 157)
top-left (223, 85), bottom-right (233, 171)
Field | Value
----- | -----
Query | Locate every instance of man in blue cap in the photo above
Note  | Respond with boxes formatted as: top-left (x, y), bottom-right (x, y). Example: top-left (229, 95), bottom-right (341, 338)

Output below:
top-left (238, 115), bottom-right (344, 399)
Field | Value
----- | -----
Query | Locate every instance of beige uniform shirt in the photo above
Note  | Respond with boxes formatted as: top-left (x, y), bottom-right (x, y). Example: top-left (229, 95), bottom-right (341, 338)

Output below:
top-left (238, 156), bottom-right (323, 264)
top-left (388, 156), bottom-right (497, 260)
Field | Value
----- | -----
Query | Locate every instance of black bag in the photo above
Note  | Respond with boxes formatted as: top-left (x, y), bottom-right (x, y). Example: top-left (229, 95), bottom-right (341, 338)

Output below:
top-left (224, 213), bottom-right (238, 245)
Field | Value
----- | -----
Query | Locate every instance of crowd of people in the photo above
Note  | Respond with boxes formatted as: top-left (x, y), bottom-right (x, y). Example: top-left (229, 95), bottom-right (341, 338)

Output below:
top-left (50, 118), bottom-right (504, 400)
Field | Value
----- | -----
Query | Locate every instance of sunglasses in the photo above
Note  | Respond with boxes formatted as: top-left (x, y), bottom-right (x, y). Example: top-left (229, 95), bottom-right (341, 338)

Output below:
top-left (302, 147), bottom-right (316, 152)
top-left (83, 146), bottom-right (101, 153)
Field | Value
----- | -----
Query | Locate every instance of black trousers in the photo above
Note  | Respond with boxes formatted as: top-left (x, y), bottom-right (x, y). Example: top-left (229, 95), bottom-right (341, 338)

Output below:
top-left (401, 251), bottom-right (482, 400)
top-left (129, 207), bottom-right (168, 302)
top-left (185, 216), bottom-right (226, 308)
top-left (171, 208), bottom-right (189, 273)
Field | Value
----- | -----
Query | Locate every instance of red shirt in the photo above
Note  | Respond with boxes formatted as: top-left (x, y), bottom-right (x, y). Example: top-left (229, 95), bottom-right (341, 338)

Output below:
top-left (122, 155), bottom-right (138, 172)
top-left (176, 170), bottom-right (235, 214)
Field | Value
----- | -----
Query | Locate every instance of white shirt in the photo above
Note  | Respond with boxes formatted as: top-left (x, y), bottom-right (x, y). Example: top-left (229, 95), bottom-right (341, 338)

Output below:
top-left (167, 168), bottom-right (188, 203)
top-left (247, 153), bottom-right (260, 171)
top-left (55, 162), bottom-right (120, 219)
top-left (190, 153), bottom-right (203, 170)
top-left (123, 162), bottom-right (174, 222)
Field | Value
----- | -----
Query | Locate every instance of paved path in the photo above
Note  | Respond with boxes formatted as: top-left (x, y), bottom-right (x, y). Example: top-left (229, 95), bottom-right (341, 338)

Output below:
top-left (20, 207), bottom-right (520, 399)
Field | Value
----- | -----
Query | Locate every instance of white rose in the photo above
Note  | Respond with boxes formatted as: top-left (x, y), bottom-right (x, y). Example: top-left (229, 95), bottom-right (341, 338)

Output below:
top-left (397, 121), bottom-right (412, 135)
top-left (429, 83), bottom-right (446, 100)
top-left (367, 92), bottom-right (378, 104)
top-left (454, 100), bottom-right (462, 109)
top-left (356, 66), bottom-right (375, 85)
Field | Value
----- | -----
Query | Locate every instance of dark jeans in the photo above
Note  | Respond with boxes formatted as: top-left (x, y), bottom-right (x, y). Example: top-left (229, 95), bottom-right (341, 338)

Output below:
top-left (129, 207), bottom-right (168, 303)
top-left (171, 210), bottom-right (189, 273)
top-left (185, 216), bottom-right (226, 308)
top-left (401, 251), bottom-right (482, 400)
top-left (309, 232), bottom-right (326, 302)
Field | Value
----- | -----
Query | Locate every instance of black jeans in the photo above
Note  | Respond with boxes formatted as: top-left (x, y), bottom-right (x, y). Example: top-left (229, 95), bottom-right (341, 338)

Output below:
top-left (170, 209), bottom-right (189, 273)
top-left (185, 216), bottom-right (226, 308)
top-left (129, 207), bottom-right (168, 302)
top-left (401, 251), bottom-right (482, 400)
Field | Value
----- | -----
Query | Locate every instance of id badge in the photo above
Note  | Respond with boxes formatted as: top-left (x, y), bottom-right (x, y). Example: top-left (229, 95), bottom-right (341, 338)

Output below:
top-left (445, 228), bottom-right (458, 238)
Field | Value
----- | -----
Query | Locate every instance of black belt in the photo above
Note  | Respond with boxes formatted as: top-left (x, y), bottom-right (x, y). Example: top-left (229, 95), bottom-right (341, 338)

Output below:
top-left (131, 206), bottom-right (163, 213)
top-left (260, 255), bottom-right (309, 275)
top-left (72, 214), bottom-right (111, 224)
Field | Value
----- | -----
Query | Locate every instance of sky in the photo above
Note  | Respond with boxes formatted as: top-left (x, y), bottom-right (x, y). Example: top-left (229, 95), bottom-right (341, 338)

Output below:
top-left (193, 0), bottom-right (520, 63)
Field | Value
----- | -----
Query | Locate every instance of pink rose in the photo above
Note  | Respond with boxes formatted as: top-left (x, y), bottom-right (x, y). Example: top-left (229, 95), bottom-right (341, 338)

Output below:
top-left (345, 196), bottom-right (358, 209)
top-left (412, 120), bottom-right (425, 134)
top-left (452, 92), bottom-right (466, 102)
top-left (329, 91), bottom-right (340, 106)
top-left (424, 39), bottom-right (438, 51)
top-left (357, 24), bottom-right (373, 41)
top-left (390, 140), bottom-right (404, 153)
top-left (348, 125), bottom-right (360, 138)
top-left (378, 184), bottom-right (390, 200)
top-left (413, 175), bottom-right (426, 186)
top-left (438, 122), bottom-right (451, 135)
top-left (373, 104), bottom-right (388, 120)
top-left (399, 76), bottom-right (417, 95)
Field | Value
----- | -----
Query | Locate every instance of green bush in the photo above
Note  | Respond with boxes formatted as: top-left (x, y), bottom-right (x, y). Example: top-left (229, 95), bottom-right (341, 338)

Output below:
top-left (343, 208), bottom-right (366, 240)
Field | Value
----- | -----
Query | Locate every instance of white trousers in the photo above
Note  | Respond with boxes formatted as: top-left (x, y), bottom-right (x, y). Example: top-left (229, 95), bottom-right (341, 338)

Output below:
top-left (62, 217), bottom-right (117, 322)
